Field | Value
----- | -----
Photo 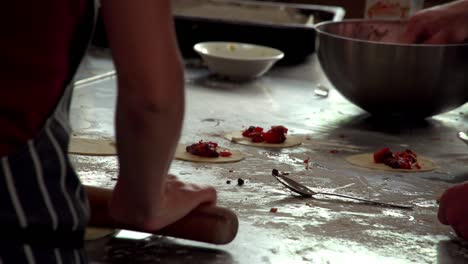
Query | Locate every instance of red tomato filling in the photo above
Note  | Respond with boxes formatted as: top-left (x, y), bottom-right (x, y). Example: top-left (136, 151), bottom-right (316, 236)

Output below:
top-left (186, 140), bottom-right (221, 157)
top-left (373, 147), bottom-right (420, 169)
top-left (242, 125), bottom-right (288, 143)
top-left (220, 151), bottom-right (232, 157)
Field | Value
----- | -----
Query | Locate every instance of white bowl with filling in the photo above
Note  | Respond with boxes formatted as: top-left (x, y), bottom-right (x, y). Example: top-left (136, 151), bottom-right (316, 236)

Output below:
top-left (194, 41), bottom-right (284, 80)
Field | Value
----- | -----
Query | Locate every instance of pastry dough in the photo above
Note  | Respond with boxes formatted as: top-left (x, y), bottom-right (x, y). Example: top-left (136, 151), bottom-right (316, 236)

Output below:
top-left (69, 138), bottom-right (117, 156)
top-left (224, 131), bottom-right (301, 148)
top-left (346, 153), bottom-right (436, 172)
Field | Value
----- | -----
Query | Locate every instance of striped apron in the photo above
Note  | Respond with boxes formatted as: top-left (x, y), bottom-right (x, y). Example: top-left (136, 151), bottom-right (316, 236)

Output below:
top-left (0, 1), bottom-right (95, 263)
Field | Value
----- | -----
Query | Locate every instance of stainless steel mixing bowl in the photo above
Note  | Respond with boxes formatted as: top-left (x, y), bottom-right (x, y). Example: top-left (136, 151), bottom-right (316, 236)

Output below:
top-left (315, 20), bottom-right (468, 118)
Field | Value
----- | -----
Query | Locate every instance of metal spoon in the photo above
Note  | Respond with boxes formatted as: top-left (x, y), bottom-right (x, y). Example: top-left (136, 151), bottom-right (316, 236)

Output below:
top-left (271, 169), bottom-right (413, 210)
top-left (458, 131), bottom-right (468, 146)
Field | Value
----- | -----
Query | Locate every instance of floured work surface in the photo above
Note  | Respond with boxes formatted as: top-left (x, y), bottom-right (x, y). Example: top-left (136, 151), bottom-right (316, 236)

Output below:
top-left (71, 51), bottom-right (468, 264)
top-left (69, 138), bottom-right (117, 156)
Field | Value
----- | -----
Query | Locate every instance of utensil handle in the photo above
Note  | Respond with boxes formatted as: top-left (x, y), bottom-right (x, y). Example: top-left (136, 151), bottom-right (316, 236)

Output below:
top-left (86, 186), bottom-right (239, 244)
top-left (318, 192), bottom-right (414, 209)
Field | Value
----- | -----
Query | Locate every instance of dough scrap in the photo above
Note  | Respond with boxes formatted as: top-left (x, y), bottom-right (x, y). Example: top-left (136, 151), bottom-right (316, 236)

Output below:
top-left (224, 131), bottom-right (301, 148)
top-left (69, 138), bottom-right (117, 156)
top-left (346, 153), bottom-right (437, 172)
top-left (175, 144), bottom-right (244, 163)
top-left (84, 227), bottom-right (117, 241)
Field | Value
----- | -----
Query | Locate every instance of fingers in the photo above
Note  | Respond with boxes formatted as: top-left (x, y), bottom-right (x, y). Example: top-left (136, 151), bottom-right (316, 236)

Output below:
top-left (437, 188), bottom-right (450, 225)
top-left (421, 27), bottom-right (468, 44)
top-left (399, 10), bottom-right (434, 44)
top-left (167, 174), bottom-right (178, 181)
top-left (165, 175), bottom-right (218, 213)
top-left (167, 179), bottom-right (217, 207)
top-left (186, 185), bottom-right (217, 206)
top-left (203, 186), bottom-right (217, 204)
top-left (452, 26), bottom-right (468, 43)
top-left (402, 21), bottom-right (463, 44)
top-left (401, 2), bottom-right (468, 45)
top-left (424, 31), bottom-right (450, 44)
top-left (453, 224), bottom-right (468, 240)
top-left (400, 18), bottom-right (426, 44)
top-left (438, 183), bottom-right (468, 236)
top-left (200, 200), bottom-right (217, 207)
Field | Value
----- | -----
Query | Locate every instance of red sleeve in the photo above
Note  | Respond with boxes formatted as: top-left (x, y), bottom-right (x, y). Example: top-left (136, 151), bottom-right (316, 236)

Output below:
top-left (0, 0), bottom-right (88, 155)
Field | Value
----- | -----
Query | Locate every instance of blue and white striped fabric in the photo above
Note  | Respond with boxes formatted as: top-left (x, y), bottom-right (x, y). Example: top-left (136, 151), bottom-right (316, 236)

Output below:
top-left (0, 89), bottom-right (90, 264)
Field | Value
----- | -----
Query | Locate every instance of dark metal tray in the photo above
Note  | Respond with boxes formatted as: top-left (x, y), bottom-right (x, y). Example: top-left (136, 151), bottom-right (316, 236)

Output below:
top-left (91, 0), bottom-right (344, 64)
top-left (173, 0), bottom-right (344, 64)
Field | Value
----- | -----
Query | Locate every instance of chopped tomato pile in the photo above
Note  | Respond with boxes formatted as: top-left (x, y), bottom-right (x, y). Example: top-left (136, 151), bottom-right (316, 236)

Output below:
top-left (373, 147), bottom-right (421, 170)
top-left (186, 140), bottom-right (232, 158)
top-left (242, 125), bottom-right (288, 143)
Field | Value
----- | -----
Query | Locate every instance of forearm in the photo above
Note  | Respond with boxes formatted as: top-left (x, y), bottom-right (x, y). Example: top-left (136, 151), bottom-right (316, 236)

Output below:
top-left (114, 82), bottom-right (184, 213)
top-left (101, 0), bottom-right (185, 221)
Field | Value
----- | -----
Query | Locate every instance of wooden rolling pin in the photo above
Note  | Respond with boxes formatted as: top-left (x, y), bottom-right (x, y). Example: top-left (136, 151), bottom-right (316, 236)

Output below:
top-left (85, 186), bottom-right (239, 245)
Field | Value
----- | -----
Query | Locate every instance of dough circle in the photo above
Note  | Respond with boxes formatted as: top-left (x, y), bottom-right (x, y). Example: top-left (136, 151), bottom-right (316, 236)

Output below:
top-left (346, 153), bottom-right (437, 172)
top-left (224, 131), bottom-right (302, 148)
top-left (175, 144), bottom-right (244, 163)
top-left (84, 227), bottom-right (117, 241)
top-left (69, 138), bottom-right (117, 156)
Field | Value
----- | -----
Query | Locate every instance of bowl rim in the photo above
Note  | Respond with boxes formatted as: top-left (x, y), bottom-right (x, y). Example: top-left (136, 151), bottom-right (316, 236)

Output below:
top-left (315, 19), bottom-right (468, 47)
top-left (193, 41), bottom-right (285, 61)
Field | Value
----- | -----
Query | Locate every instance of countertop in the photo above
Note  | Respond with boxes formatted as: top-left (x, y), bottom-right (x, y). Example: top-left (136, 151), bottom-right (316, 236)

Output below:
top-left (73, 48), bottom-right (468, 264)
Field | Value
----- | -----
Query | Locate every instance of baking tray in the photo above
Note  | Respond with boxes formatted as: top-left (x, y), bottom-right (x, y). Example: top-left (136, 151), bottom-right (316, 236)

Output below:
top-left (91, 0), bottom-right (345, 64)
top-left (173, 0), bottom-right (344, 64)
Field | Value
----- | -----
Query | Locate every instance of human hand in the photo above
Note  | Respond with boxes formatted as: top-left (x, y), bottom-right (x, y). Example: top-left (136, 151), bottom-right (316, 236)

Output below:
top-left (438, 182), bottom-right (468, 239)
top-left (108, 175), bottom-right (217, 231)
top-left (400, 0), bottom-right (468, 44)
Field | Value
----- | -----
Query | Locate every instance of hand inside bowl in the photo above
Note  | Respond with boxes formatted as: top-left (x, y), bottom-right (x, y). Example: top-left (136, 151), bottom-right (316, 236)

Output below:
top-left (346, 22), bottom-right (406, 43)
top-left (399, 0), bottom-right (468, 44)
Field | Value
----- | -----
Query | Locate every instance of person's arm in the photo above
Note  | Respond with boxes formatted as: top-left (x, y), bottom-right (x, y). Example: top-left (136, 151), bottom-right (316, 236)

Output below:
top-left (100, 0), bottom-right (216, 231)
top-left (438, 182), bottom-right (468, 239)
top-left (400, 0), bottom-right (468, 44)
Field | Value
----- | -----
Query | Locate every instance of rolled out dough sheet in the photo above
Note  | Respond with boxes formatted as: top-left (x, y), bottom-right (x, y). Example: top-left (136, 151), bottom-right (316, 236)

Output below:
top-left (224, 131), bottom-right (302, 148)
top-left (346, 153), bottom-right (437, 172)
top-left (69, 138), bottom-right (117, 156)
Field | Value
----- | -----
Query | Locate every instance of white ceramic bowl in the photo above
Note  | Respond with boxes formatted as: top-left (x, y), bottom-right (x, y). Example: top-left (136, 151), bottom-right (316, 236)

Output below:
top-left (193, 42), bottom-right (284, 80)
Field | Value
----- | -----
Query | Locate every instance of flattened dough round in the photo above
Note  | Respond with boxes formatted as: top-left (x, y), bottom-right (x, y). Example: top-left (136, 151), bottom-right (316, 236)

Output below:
top-left (84, 227), bottom-right (117, 241)
top-left (346, 153), bottom-right (436, 172)
top-left (69, 138), bottom-right (117, 156)
top-left (224, 131), bottom-right (302, 148)
top-left (175, 144), bottom-right (244, 163)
